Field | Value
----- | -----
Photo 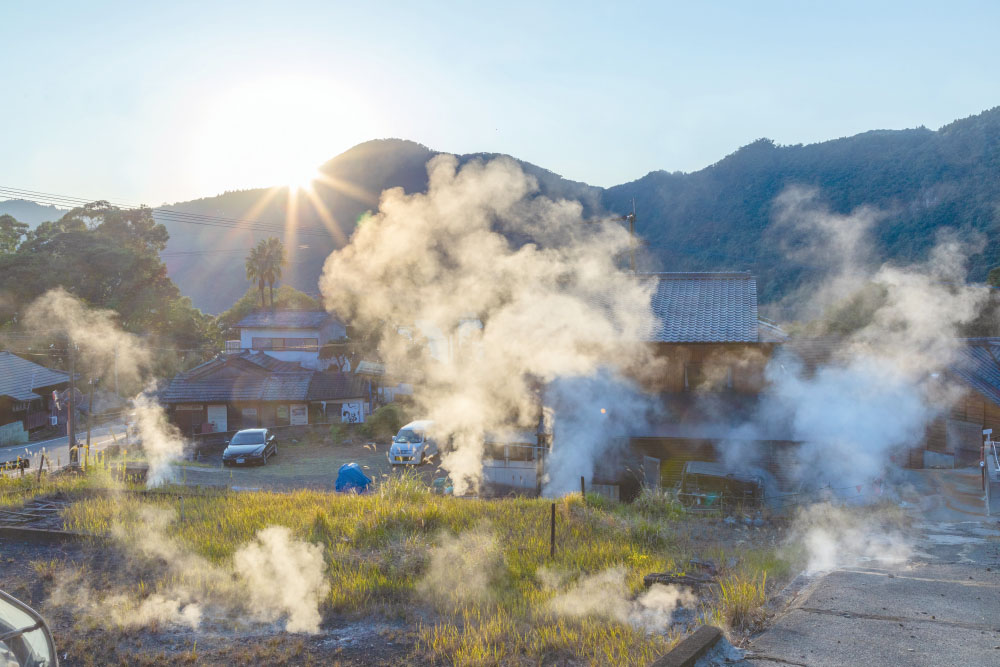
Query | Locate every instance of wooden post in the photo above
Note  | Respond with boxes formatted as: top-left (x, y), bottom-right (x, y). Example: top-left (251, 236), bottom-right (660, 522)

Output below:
top-left (549, 502), bottom-right (556, 558)
top-left (580, 475), bottom-right (585, 498)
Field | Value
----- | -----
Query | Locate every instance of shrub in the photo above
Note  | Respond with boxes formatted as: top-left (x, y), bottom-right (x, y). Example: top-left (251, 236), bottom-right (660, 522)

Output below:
top-left (359, 403), bottom-right (408, 440)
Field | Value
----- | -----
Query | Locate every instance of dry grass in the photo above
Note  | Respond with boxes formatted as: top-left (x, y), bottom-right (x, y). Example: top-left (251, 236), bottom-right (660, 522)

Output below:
top-left (6, 468), bottom-right (788, 665)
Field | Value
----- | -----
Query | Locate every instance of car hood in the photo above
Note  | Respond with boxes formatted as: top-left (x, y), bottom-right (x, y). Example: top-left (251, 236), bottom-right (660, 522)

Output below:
top-left (390, 442), bottom-right (424, 452)
top-left (225, 444), bottom-right (265, 456)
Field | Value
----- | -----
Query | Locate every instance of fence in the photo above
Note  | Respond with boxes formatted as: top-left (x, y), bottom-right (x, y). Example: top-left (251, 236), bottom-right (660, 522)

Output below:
top-left (0, 421), bottom-right (28, 447)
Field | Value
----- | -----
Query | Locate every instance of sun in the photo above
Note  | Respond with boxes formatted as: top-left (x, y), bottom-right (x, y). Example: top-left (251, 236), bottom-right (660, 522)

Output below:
top-left (286, 168), bottom-right (319, 195)
top-left (192, 74), bottom-right (377, 196)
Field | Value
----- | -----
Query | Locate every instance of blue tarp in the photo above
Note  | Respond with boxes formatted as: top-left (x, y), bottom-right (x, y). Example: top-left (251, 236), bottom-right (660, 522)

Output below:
top-left (335, 462), bottom-right (372, 493)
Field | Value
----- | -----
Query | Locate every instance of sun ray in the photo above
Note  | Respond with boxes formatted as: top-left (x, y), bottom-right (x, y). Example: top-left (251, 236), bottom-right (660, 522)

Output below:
top-left (313, 172), bottom-right (379, 208)
top-left (303, 186), bottom-right (349, 247)
top-left (284, 187), bottom-right (300, 259)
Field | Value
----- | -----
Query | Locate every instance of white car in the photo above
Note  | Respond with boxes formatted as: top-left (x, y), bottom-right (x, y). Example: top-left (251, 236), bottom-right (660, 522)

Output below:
top-left (389, 420), bottom-right (438, 466)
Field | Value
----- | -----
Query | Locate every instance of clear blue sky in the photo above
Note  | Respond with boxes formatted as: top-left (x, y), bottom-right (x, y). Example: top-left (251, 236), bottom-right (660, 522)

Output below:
top-left (2, 0), bottom-right (999, 204)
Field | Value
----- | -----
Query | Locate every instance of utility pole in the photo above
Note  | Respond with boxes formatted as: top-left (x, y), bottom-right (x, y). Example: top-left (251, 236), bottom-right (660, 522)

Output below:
top-left (619, 198), bottom-right (637, 273)
top-left (67, 342), bottom-right (78, 467)
top-left (86, 377), bottom-right (96, 468)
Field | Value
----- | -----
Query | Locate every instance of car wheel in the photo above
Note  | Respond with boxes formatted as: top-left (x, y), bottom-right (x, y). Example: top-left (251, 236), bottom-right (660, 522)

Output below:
top-left (416, 453), bottom-right (424, 466)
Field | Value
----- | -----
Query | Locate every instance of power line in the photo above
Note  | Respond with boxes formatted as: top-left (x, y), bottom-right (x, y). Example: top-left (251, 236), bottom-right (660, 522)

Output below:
top-left (0, 186), bottom-right (339, 239)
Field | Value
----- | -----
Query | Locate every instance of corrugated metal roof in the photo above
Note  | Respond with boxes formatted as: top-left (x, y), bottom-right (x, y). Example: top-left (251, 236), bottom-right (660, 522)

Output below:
top-left (235, 310), bottom-right (338, 329)
top-left (0, 351), bottom-right (70, 401)
top-left (643, 272), bottom-right (759, 343)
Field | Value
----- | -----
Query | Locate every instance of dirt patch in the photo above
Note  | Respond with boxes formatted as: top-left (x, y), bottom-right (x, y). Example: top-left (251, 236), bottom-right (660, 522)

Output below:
top-left (181, 437), bottom-right (449, 492)
top-left (0, 536), bottom-right (419, 666)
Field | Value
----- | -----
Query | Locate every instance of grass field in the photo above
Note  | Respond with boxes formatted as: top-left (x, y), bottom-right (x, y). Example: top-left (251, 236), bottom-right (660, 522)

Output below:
top-left (0, 466), bottom-right (790, 665)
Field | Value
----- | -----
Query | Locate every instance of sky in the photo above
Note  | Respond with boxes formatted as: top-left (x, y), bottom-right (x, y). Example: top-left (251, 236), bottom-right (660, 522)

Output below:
top-left (2, 0), bottom-right (999, 205)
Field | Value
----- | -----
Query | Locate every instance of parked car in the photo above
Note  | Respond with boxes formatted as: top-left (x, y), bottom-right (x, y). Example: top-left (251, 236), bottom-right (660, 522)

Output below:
top-left (0, 589), bottom-right (58, 666)
top-left (389, 420), bottom-right (437, 466)
top-left (223, 428), bottom-right (278, 466)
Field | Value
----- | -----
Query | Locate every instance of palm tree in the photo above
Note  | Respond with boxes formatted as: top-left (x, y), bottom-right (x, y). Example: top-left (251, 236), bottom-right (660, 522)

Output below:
top-left (260, 237), bottom-right (286, 307)
top-left (245, 245), bottom-right (267, 307)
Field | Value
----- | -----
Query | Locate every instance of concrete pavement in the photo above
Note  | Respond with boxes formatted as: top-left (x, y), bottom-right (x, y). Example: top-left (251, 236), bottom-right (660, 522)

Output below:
top-left (742, 469), bottom-right (1000, 667)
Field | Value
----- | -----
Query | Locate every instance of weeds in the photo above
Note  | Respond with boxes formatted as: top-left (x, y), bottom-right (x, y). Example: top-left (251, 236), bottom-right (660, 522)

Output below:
top-left (713, 570), bottom-right (768, 635)
top-left (13, 469), bottom-right (789, 665)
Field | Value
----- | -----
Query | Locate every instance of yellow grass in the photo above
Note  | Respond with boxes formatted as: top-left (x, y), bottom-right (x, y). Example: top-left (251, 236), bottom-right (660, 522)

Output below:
top-left (3, 468), bottom-right (786, 665)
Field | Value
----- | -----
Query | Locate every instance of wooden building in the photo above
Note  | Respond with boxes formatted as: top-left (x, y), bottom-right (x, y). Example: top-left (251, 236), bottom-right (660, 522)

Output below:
top-left (161, 350), bottom-right (370, 437)
top-left (0, 351), bottom-right (69, 443)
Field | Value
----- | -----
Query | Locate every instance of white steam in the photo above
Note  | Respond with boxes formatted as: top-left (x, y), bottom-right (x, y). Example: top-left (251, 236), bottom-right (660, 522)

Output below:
top-left (417, 526), bottom-right (501, 608)
top-left (541, 566), bottom-right (695, 632)
top-left (788, 502), bottom-right (912, 572)
top-left (22, 288), bottom-right (186, 485)
top-left (729, 188), bottom-right (990, 492)
top-left (320, 155), bottom-right (656, 494)
top-left (543, 371), bottom-right (660, 495)
top-left (131, 392), bottom-right (185, 487)
top-left (52, 507), bottom-right (330, 634)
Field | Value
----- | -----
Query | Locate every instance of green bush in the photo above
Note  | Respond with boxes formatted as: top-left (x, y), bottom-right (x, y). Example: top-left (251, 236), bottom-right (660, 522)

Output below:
top-left (359, 403), bottom-right (408, 440)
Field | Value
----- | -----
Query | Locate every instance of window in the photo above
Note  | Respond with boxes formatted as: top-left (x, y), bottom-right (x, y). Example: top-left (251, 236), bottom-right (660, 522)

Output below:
top-left (684, 363), bottom-right (733, 391)
top-left (251, 337), bottom-right (319, 351)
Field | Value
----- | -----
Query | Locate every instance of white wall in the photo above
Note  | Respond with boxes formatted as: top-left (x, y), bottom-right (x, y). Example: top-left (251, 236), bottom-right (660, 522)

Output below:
top-left (239, 326), bottom-right (326, 368)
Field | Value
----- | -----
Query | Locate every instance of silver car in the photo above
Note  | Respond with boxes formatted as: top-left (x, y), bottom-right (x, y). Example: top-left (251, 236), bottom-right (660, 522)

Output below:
top-left (389, 420), bottom-right (438, 466)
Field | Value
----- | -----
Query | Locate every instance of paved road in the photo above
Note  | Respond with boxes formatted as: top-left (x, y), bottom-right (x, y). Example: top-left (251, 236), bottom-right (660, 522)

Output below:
top-left (743, 469), bottom-right (1000, 667)
top-left (0, 422), bottom-right (128, 473)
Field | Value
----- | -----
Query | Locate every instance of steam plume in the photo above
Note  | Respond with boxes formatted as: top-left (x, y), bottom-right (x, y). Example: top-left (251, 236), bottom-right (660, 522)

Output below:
top-left (320, 155), bottom-right (656, 494)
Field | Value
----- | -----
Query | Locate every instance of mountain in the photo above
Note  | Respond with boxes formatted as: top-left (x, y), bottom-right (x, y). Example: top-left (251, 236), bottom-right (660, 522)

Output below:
top-left (604, 107), bottom-right (1000, 304)
top-left (157, 139), bottom-right (602, 313)
top-left (15, 108), bottom-right (1000, 314)
top-left (0, 199), bottom-right (66, 226)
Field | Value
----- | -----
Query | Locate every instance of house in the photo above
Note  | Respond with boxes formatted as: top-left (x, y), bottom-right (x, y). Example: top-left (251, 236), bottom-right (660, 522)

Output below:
top-left (161, 350), bottom-right (370, 437)
top-left (639, 272), bottom-right (785, 394)
top-left (484, 272), bottom-right (790, 497)
top-left (615, 272), bottom-right (791, 495)
top-left (0, 351), bottom-right (69, 444)
top-left (234, 310), bottom-right (347, 370)
top-left (928, 338), bottom-right (1000, 467)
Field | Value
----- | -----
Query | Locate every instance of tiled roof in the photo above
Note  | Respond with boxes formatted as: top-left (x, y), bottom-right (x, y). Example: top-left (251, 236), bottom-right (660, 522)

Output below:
top-left (162, 359), bottom-right (365, 404)
top-left (949, 339), bottom-right (1000, 407)
top-left (235, 310), bottom-right (338, 330)
top-left (0, 351), bottom-right (70, 401)
top-left (182, 350), bottom-right (305, 380)
top-left (644, 272), bottom-right (759, 343)
top-left (307, 372), bottom-right (367, 401)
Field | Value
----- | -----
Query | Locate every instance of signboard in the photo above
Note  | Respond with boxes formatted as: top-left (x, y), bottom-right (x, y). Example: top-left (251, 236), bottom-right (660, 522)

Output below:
top-left (290, 404), bottom-right (308, 426)
top-left (176, 404), bottom-right (202, 411)
top-left (277, 405), bottom-right (289, 421)
top-left (241, 407), bottom-right (258, 427)
top-left (206, 405), bottom-right (227, 433)
top-left (341, 402), bottom-right (364, 424)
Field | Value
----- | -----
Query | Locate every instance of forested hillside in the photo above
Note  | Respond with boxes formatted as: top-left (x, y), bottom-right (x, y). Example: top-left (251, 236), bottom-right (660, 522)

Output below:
top-left (5, 107), bottom-right (999, 312)
top-left (604, 107), bottom-right (1000, 302)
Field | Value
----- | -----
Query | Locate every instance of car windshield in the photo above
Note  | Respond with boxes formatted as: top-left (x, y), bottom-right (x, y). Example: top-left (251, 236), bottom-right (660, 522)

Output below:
top-left (394, 429), bottom-right (422, 444)
top-left (231, 431), bottom-right (265, 445)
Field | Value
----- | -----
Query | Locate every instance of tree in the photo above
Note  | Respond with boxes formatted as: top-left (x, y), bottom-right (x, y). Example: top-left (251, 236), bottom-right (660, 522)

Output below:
top-left (987, 267), bottom-right (1000, 287)
top-left (244, 237), bottom-right (286, 307)
top-left (0, 202), bottom-right (214, 375)
top-left (245, 245), bottom-right (267, 307)
top-left (0, 214), bottom-right (29, 254)
top-left (261, 237), bottom-right (286, 307)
